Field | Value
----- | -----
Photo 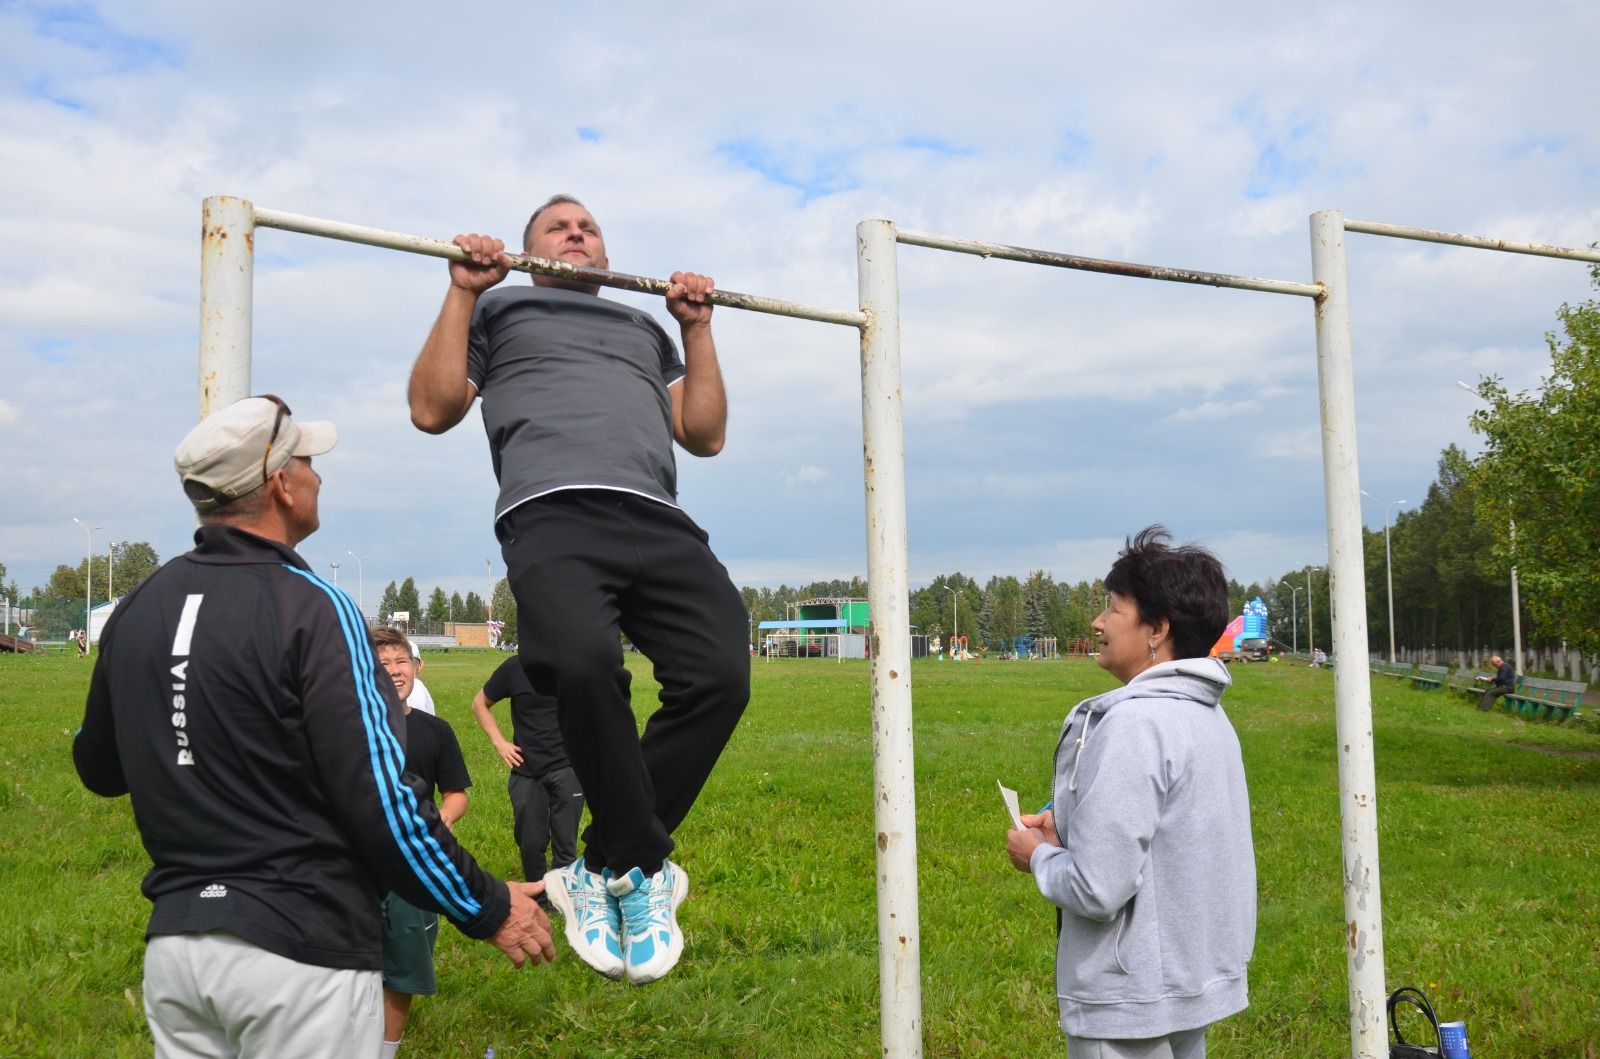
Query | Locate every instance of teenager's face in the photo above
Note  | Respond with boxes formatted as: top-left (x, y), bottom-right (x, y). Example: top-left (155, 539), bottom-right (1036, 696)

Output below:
top-left (377, 644), bottom-right (417, 702)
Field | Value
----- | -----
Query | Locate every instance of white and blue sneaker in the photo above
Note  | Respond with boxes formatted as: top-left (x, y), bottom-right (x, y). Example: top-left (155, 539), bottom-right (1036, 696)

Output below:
top-left (607, 859), bottom-right (690, 985)
top-left (544, 858), bottom-right (623, 980)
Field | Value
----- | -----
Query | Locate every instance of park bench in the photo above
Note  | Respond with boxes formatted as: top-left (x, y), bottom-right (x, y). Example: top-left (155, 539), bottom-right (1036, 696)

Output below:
top-left (1446, 666), bottom-right (1488, 696)
top-left (1374, 661), bottom-right (1415, 680)
top-left (1410, 664), bottom-right (1449, 690)
top-left (1504, 677), bottom-right (1589, 723)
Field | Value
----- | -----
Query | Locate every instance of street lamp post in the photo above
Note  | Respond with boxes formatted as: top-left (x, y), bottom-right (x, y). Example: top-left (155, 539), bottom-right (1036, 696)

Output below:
top-left (1457, 381), bottom-right (1525, 675)
top-left (1360, 491), bottom-right (1406, 664)
top-left (1287, 583), bottom-right (1302, 657)
top-left (329, 561), bottom-right (340, 588)
top-left (73, 518), bottom-right (99, 647)
top-left (346, 551), bottom-right (366, 622)
top-left (1306, 567), bottom-right (1320, 658)
top-left (485, 559), bottom-right (494, 620)
top-left (942, 586), bottom-right (959, 645)
top-left (107, 541), bottom-right (119, 602)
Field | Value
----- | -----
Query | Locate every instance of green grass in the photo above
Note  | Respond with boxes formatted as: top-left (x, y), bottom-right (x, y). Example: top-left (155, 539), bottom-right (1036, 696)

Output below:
top-left (4, 652), bottom-right (1599, 1056)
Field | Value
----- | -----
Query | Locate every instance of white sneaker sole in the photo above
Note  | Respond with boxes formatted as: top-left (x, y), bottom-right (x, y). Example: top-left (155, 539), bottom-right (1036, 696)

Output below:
top-left (545, 870), bottom-right (624, 980)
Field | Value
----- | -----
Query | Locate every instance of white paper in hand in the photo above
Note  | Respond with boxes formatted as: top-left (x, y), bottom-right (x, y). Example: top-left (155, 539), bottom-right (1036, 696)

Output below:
top-left (998, 781), bottom-right (1023, 829)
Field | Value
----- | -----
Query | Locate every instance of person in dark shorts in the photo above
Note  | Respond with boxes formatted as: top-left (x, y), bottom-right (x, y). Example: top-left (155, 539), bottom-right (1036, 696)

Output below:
top-left (372, 626), bottom-right (472, 1059)
top-left (471, 655), bottom-right (584, 911)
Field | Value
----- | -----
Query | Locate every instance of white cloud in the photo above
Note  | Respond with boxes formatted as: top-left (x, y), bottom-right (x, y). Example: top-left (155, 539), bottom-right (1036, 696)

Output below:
top-left (3, 0), bottom-right (1597, 602)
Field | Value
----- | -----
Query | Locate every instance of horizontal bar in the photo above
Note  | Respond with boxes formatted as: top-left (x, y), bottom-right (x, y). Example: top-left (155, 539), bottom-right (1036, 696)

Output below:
top-left (1345, 218), bottom-right (1600, 264)
top-left (252, 207), bottom-right (867, 329)
top-left (894, 227), bottom-right (1323, 298)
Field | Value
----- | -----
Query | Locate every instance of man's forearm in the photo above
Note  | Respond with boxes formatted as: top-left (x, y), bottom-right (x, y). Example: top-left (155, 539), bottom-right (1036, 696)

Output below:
top-left (471, 694), bottom-right (507, 746)
top-left (409, 286), bottom-right (479, 433)
top-left (677, 321), bottom-right (727, 456)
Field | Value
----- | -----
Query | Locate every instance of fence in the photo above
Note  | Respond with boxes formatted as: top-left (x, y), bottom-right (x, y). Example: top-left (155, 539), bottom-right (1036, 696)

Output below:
top-left (198, 195), bottom-right (1599, 1059)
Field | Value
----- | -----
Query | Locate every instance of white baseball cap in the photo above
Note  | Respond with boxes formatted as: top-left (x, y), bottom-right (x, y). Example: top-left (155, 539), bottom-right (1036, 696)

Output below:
top-left (174, 396), bottom-right (336, 509)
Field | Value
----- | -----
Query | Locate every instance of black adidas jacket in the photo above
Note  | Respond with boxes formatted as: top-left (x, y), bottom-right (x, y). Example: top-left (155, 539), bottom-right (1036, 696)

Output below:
top-left (74, 525), bottom-right (509, 970)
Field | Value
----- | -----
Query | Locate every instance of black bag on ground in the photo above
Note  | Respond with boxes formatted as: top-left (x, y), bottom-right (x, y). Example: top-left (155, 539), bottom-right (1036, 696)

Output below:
top-left (1389, 985), bottom-right (1443, 1058)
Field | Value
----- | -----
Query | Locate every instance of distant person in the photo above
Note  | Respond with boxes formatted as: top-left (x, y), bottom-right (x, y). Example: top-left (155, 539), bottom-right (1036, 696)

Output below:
top-left (371, 626), bottom-right (472, 1059)
top-left (1007, 527), bottom-right (1256, 1059)
top-left (471, 656), bottom-right (584, 912)
top-left (76, 628), bottom-right (88, 658)
top-left (1477, 654), bottom-right (1516, 712)
top-left (407, 195), bottom-right (749, 984)
top-left (73, 395), bottom-right (553, 1059)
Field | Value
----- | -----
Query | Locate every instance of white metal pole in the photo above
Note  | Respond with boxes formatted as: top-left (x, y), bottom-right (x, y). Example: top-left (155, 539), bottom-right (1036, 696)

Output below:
top-left (1509, 522), bottom-right (1524, 675)
top-left (1310, 210), bottom-right (1387, 1058)
top-left (348, 552), bottom-right (366, 621)
top-left (1307, 569), bottom-right (1315, 655)
top-left (1359, 493), bottom-right (1404, 664)
top-left (1289, 584), bottom-right (1301, 656)
top-left (857, 218), bottom-right (922, 1058)
top-left (107, 541), bottom-right (117, 602)
top-left (73, 519), bottom-right (97, 647)
top-left (199, 196), bottom-right (255, 420)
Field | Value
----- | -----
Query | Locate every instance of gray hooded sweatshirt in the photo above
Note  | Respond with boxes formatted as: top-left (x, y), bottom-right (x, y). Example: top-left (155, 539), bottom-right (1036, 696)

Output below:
top-left (1030, 657), bottom-right (1256, 1040)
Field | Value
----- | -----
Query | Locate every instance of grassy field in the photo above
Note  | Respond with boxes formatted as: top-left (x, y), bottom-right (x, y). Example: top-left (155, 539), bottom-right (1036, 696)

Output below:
top-left (3, 650), bottom-right (1599, 1057)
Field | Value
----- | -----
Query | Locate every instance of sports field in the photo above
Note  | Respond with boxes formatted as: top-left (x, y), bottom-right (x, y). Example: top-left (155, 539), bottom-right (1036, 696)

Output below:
top-left (4, 652), bottom-right (1598, 1056)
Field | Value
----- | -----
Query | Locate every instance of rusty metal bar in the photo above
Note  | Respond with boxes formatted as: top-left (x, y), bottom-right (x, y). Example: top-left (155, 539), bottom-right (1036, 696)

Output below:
top-left (1344, 218), bottom-right (1600, 263)
top-left (894, 228), bottom-right (1323, 298)
top-left (251, 207), bottom-right (867, 329)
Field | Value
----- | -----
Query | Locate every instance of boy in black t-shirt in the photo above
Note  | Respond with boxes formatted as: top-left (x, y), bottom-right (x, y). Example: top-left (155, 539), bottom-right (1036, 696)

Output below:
top-left (372, 627), bottom-right (472, 1059)
top-left (471, 656), bottom-right (584, 912)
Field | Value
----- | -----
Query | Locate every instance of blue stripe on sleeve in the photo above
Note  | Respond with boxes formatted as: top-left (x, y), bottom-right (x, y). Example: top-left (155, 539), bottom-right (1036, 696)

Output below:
top-left (284, 567), bottom-right (481, 918)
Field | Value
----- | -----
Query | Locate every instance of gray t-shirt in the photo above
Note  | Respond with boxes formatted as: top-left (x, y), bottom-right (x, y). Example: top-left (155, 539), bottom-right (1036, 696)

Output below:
top-left (467, 285), bottom-right (686, 521)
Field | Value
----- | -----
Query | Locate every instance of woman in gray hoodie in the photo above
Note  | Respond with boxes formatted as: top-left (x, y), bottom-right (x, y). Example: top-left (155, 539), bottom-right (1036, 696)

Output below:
top-left (1007, 527), bottom-right (1256, 1059)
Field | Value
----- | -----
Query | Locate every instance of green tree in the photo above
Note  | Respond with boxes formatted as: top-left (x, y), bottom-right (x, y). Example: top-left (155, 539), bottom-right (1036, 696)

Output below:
top-left (378, 581), bottom-right (399, 621)
top-left (461, 592), bottom-right (485, 622)
top-left (396, 578), bottom-right (421, 620)
top-left (107, 542), bottom-right (160, 599)
top-left (980, 575), bottom-right (1024, 649)
top-left (450, 591), bottom-right (465, 622)
top-left (426, 587), bottom-right (450, 623)
top-left (1467, 272), bottom-right (1600, 654)
top-left (491, 577), bottom-right (518, 642)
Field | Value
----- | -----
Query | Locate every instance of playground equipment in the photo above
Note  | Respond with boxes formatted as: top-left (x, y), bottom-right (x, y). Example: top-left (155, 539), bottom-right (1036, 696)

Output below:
top-left (198, 196), bottom-right (1599, 1059)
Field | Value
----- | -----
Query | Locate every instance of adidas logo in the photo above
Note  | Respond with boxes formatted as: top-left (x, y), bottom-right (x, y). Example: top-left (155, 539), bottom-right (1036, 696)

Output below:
top-left (199, 884), bottom-right (228, 899)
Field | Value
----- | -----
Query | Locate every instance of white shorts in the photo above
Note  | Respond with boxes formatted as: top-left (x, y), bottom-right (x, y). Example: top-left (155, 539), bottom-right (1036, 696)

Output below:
top-left (144, 933), bottom-right (382, 1059)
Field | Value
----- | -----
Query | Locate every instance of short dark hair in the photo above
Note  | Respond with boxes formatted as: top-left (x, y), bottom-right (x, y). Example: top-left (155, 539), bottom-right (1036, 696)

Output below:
top-left (1104, 525), bottom-right (1229, 661)
top-left (522, 194), bottom-right (588, 251)
top-left (370, 626), bottom-right (410, 654)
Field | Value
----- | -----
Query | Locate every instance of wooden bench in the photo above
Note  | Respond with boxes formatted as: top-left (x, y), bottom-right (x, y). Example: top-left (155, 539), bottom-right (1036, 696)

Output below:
top-left (1372, 661), bottom-right (1415, 680)
top-left (1504, 677), bottom-right (1589, 723)
top-left (1411, 664), bottom-right (1449, 690)
top-left (1446, 667), bottom-right (1488, 695)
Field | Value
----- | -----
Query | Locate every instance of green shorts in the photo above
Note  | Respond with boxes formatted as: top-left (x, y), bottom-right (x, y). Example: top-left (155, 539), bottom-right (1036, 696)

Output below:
top-left (381, 892), bottom-right (439, 996)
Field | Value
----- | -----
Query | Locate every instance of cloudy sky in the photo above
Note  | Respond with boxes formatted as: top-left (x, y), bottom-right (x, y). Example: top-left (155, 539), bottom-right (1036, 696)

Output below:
top-left (3, 2), bottom-right (1597, 612)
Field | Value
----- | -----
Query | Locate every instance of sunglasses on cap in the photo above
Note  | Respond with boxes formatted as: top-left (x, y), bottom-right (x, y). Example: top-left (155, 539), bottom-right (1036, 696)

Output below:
top-left (258, 394), bottom-right (290, 486)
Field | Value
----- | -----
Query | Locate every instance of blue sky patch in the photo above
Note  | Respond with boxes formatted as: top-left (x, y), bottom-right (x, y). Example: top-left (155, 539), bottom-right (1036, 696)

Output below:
top-left (576, 126), bottom-right (601, 143)
top-left (1058, 130), bottom-right (1092, 166)
top-left (31, 3), bottom-right (183, 72)
top-left (715, 137), bottom-right (860, 203)
top-left (899, 135), bottom-right (974, 158)
top-left (1240, 111), bottom-right (1317, 200)
top-left (24, 75), bottom-right (87, 112)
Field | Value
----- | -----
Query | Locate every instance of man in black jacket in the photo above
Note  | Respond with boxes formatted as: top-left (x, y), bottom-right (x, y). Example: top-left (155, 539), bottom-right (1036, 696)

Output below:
top-left (74, 395), bottom-right (554, 1059)
top-left (1478, 654), bottom-right (1516, 711)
